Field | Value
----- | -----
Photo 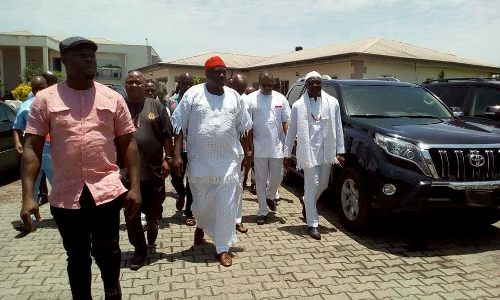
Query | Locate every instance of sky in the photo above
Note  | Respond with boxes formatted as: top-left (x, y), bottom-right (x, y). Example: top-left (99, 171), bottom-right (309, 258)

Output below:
top-left (1, 0), bottom-right (499, 65)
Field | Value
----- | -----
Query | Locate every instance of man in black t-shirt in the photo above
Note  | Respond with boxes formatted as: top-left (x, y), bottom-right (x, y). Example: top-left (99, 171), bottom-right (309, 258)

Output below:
top-left (123, 70), bottom-right (174, 270)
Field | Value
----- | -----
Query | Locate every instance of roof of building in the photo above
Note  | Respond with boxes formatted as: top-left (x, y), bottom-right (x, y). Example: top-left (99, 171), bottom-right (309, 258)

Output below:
top-left (164, 52), bottom-right (270, 69)
top-left (252, 37), bottom-right (498, 68)
top-left (1, 30), bottom-right (124, 45)
top-left (160, 37), bottom-right (499, 70)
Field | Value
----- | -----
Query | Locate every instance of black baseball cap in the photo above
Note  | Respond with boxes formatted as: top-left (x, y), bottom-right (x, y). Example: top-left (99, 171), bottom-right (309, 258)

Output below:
top-left (59, 36), bottom-right (98, 54)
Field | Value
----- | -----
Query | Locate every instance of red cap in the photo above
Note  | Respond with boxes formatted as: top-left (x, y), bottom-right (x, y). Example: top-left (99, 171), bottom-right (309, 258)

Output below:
top-left (205, 56), bottom-right (226, 71)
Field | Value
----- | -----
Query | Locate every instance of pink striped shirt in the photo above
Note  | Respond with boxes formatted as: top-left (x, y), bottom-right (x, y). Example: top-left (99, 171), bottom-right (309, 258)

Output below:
top-left (25, 82), bottom-right (135, 209)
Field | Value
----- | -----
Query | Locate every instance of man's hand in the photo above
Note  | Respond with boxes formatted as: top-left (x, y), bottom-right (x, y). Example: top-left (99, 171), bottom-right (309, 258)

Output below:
top-left (161, 159), bottom-right (171, 178)
top-left (337, 154), bottom-right (346, 167)
top-left (172, 155), bottom-right (183, 177)
top-left (123, 188), bottom-right (141, 220)
top-left (19, 199), bottom-right (40, 233)
top-left (15, 142), bottom-right (23, 154)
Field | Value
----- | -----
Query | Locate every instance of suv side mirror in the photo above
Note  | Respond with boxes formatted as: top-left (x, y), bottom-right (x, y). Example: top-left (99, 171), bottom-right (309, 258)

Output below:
top-left (451, 106), bottom-right (464, 118)
top-left (484, 105), bottom-right (500, 120)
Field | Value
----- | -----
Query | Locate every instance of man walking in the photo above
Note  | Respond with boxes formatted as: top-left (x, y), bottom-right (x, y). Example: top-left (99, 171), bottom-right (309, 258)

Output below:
top-left (13, 76), bottom-right (50, 223)
top-left (21, 37), bottom-right (141, 299)
top-left (172, 56), bottom-right (252, 267)
top-left (284, 71), bottom-right (345, 240)
top-left (168, 73), bottom-right (196, 226)
top-left (124, 71), bottom-right (174, 270)
top-left (247, 71), bottom-right (290, 225)
top-left (230, 73), bottom-right (250, 233)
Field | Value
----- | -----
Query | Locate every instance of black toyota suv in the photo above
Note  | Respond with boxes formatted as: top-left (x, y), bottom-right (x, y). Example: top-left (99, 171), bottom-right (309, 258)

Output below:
top-left (422, 78), bottom-right (500, 122)
top-left (286, 79), bottom-right (500, 231)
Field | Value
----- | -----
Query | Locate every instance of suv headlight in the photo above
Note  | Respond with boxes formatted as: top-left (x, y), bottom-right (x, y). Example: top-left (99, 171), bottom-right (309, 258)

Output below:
top-left (374, 133), bottom-right (431, 177)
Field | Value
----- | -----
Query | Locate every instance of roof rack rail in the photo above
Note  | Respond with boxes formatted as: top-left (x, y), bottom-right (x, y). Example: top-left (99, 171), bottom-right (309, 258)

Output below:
top-left (422, 78), bottom-right (488, 84)
top-left (363, 77), bottom-right (400, 82)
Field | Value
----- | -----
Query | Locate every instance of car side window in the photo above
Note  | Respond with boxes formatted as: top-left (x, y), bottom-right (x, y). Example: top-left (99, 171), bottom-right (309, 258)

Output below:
top-left (440, 86), bottom-right (470, 108)
top-left (425, 85), bottom-right (444, 97)
top-left (470, 87), bottom-right (500, 117)
top-left (0, 105), bottom-right (16, 122)
top-left (287, 85), bottom-right (305, 106)
top-left (323, 85), bottom-right (338, 98)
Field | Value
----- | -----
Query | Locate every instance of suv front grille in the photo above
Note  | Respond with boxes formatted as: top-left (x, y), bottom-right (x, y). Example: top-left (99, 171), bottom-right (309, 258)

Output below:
top-left (429, 148), bottom-right (500, 181)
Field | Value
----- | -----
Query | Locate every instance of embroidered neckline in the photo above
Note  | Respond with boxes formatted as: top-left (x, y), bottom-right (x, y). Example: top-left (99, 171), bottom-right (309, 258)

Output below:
top-left (308, 96), bottom-right (322, 122)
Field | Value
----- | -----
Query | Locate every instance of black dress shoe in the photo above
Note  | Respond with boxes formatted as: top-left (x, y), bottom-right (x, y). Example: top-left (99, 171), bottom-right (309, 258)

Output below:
top-left (266, 198), bottom-right (277, 211)
top-left (129, 252), bottom-right (146, 271)
top-left (308, 227), bottom-right (321, 240)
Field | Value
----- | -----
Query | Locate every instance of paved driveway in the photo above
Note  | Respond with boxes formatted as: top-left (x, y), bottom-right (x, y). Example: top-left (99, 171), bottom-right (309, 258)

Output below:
top-left (0, 176), bottom-right (499, 299)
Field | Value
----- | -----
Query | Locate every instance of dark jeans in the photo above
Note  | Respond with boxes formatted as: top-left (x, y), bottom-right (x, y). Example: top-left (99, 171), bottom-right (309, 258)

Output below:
top-left (50, 186), bottom-right (123, 300)
top-left (124, 179), bottom-right (164, 255)
top-left (170, 152), bottom-right (193, 217)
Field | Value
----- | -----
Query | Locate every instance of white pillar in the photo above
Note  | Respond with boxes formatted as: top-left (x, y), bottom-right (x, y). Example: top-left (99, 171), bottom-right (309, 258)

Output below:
top-left (20, 46), bottom-right (26, 80)
top-left (42, 46), bottom-right (49, 71)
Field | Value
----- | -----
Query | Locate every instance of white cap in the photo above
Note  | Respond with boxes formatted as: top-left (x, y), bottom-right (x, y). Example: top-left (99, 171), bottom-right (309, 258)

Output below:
top-left (305, 71), bottom-right (321, 81)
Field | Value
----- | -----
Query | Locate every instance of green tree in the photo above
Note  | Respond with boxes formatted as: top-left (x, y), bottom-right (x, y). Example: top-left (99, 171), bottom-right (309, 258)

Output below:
top-left (23, 64), bottom-right (43, 83)
top-left (438, 70), bottom-right (445, 79)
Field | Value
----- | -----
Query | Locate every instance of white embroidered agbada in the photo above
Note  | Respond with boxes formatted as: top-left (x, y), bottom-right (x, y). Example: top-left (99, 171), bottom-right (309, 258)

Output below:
top-left (172, 83), bottom-right (252, 253)
top-left (284, 90), bottom-right (345, 169)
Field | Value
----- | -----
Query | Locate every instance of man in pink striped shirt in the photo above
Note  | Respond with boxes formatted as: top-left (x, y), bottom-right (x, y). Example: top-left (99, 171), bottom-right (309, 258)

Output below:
top-left (20, 36), bottom-right (141, 300)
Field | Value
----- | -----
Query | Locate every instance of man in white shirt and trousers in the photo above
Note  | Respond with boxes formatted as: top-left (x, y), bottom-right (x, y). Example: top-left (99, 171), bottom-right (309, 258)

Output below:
top-left (284, 71), bottom-right (345, 240)
top-left (172, 56), bottom-right (252, 267)
top-left (248, 71), bottom-right (290, 225)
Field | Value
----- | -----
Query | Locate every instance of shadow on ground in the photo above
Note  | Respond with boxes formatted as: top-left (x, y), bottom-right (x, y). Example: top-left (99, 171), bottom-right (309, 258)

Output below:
top-left (281, 178), bottom-right (500, 257)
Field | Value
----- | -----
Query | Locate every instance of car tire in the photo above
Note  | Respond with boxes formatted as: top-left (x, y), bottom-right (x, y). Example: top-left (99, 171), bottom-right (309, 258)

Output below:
top-left (336, 167), bottom-right (371, 232)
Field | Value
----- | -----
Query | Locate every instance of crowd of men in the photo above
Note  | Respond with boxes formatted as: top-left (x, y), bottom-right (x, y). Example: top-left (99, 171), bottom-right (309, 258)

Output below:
top-left (16, 36), bottom-right (344, 299)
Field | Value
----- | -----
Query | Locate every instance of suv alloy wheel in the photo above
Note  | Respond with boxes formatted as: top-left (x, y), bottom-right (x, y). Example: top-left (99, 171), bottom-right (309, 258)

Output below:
top-left (337, 168), bottom-right (371, 231)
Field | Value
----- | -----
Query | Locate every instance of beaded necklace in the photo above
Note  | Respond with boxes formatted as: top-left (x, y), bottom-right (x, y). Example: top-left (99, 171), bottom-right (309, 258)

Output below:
top-left (308, 96), bottom-right (322, 122)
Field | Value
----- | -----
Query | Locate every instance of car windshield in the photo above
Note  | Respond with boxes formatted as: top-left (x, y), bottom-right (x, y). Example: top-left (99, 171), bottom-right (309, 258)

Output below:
top-left (342, 85), bottom-right (453, 118)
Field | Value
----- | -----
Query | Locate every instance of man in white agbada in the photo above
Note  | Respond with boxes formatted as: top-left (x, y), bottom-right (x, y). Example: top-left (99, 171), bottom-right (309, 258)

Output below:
top-left (172, 56), bottom-right (252, 267)
top-left (247, 71), bottom-right (291, 225)
top-left (284, 71), bottom-right (345, 240)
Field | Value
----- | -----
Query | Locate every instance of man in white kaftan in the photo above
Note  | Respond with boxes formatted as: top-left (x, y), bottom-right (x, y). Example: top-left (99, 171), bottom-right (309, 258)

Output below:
top-left (247, 72), bottom-right (290, 224)
top-left (172, 56), bottom-right (252, 267)
top-left (284, 71), bottom-right (345, 240)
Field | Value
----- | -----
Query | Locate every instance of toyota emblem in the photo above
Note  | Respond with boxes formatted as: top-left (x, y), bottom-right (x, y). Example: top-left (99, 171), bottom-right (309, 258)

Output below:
top-left (469, 153), bottom-right (485, 168)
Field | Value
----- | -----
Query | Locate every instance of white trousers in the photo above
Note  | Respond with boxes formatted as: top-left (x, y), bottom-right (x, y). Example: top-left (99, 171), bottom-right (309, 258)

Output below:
top-left (254, 157), bottom-right (284, 216)
top-left (190, 181), bottom-right (240, 253)
top-left (303, 164), bottom-right (331, 227)
top-left (235, 173), bottom-right (243, 224)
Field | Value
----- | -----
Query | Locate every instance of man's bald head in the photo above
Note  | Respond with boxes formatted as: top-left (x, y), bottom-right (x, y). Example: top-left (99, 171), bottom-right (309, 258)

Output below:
top-left (259, 71), bottom-right (274, 95)
top-left (42, 70), bottom-right (58, 86)
top-left (232, 73), bottom-right (248, 95)
top-left (125, 70), bottom-right (146, 102)
top-left (30, 76), bottom-right (48, 96)
top-left (178, 72), bottom-right (194, 97)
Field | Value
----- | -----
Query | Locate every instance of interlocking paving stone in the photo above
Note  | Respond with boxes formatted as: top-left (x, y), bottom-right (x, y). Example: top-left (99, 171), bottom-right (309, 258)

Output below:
top-left (1, 177), bottom-right (499, 299)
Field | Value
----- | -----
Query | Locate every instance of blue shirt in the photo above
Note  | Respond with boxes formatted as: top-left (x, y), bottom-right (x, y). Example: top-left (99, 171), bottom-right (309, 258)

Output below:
top-left (12, 96), bottom-right (35, 132)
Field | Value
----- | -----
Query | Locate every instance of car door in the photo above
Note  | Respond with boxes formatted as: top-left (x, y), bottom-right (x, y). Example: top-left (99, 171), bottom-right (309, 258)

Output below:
top-left (0, 103), bottom-right (18, 170)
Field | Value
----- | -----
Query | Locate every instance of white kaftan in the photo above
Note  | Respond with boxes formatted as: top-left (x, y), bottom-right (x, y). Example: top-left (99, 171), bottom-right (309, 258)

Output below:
top-left (172, 83), bottom-right (252, 253)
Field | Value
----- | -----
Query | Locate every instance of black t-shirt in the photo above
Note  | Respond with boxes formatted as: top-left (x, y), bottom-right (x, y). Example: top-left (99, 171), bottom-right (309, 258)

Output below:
top-left (123, 98), bottom-right (173, 182)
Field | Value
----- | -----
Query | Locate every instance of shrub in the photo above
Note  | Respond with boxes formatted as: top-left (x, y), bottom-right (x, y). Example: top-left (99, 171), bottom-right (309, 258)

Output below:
top-left (12, 83), bottom-right (32, 101)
